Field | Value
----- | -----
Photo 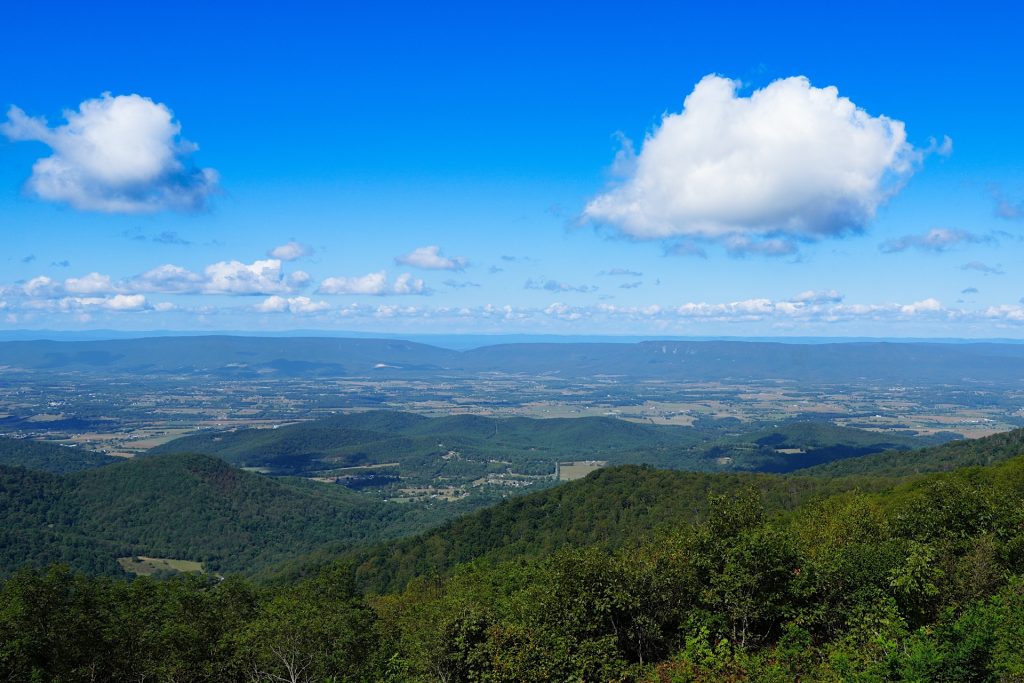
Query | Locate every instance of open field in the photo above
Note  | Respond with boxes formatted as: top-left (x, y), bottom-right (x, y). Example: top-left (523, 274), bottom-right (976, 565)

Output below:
top-left (117, 556), bottom-right (204, 576)
top-left (559, 460), bottom-right (608, 481)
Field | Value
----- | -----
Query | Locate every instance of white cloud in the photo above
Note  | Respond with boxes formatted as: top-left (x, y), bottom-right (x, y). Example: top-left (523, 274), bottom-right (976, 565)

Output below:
top-left (524, 279), bottom-right (598, 293)
top-left (63, 272), bottom-right (118, 295)
top-left (103, 294), bottom-right (147, 311)
top-left (203, 259), bottom-right (292, 295)
top-left (983, 305), bottom-right (1024, 322)
top-left (268, 241), bottom-right (313, 261)
top-left (255, 295), bottom-right (330, 314)
top-left (1, 93), bottom-right (218, 213)
top-left (392, 272), bottom-right (426, 294)
top-left (13, 257), bottom-right (309, 307)
top-left (132, 264), bottom-right (206, 293)
top-left (318, 271), bottom-right (426, 296)
top-left (585, 75), bottom-right (928, 253)
top-left (133, 259), bottom-right (305, 295)
top-left (22, 276), bottom-right (61, 298)
top-left (899, 298), bottom-right (942, 315)
top-left (20, 294), bottom-right (150, 313)
top-left (395, 245), bottom-right (469, 271)
top-left (880, 228), bottom-right (987, 253)
top-left (792, 289), bottom-right (844, 304)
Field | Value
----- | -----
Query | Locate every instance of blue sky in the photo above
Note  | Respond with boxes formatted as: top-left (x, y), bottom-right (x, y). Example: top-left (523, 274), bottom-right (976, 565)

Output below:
top-left (2, 1), bottom-right (1023, 336)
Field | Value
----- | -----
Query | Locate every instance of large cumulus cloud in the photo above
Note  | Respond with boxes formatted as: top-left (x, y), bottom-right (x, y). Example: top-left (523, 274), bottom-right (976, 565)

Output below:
top-left (584, 75), bottom-right (932, 254)
top-left (2, 93), bottom-right (218, 213)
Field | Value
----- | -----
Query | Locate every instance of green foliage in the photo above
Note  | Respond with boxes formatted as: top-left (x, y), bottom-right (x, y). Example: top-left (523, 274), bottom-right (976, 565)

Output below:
top-left (0, 436), bottom-right (116, 474)
top-left (797, 425), bottom-right (1024, 478)
top-left (267, 464), bottom-right (893, 591)
top-left (4, 434), bottom-right (1024, 680)
top-left (0, 453), bottom-right (465, 578)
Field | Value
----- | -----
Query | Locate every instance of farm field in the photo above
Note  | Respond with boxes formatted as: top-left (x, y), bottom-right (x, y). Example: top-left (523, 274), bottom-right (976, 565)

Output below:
top-left (558, 460), bottom-right (608, 481)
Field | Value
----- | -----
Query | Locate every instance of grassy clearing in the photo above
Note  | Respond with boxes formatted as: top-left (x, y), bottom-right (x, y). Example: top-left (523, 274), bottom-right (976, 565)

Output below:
top-left (117, 556), bottom-right (204, 576)
top-left (558, 460), bottom-right (608, 481)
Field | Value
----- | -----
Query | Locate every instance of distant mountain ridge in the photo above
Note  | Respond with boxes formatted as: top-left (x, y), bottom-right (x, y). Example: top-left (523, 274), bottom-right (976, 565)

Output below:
top-left (3, 335), bottom-right (1024, 383)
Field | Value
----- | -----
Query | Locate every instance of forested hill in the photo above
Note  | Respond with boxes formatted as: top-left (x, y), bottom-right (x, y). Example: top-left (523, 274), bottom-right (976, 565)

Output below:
top-left (0, 437), bottom-right (117, 474)
top-left (5, 451), bottom-right (1024, 681)
top-left (795, 426), bottom-right (1024, 478)
top-left (270, 426), bottom-right (1024, 592)
top-left (266, 464), bottom-right (897, 592)
top-left (0, 453), bottom-right (464, 578)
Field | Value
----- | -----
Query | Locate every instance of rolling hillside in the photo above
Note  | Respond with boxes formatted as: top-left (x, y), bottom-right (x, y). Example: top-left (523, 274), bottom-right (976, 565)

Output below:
top-left (266, 464), bottom-right (899, 591)
top-left (150, 410), bottom-right (943, 486)
top-left (0, 453), bottom-right (464, 578)
top-left (0, 437), bottom-right (118, 474)
top-left (795, 426), bottom-right (1024, 477)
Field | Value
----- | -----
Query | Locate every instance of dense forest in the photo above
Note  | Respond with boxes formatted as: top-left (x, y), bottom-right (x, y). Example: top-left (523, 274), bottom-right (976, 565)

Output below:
top-left (0, 453), bottom-right (469, 577)
top-left (0, 438), bottom-right (117, 474)
top-left (2, 453), bottom-right (1023, 681)
top-left (265, 465), bottom-right (900, 591)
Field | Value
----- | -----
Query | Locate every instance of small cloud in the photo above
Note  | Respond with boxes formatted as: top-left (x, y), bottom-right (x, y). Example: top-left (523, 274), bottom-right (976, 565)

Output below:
top-left (255, 295), bottom-right (330, 314)
top-left (501, 255), bottom-right (533, 263)
top-left (51, 260), bottom-right (70, 268)
top-left (524, 278), bottom-right (597, 293)
top-left (152, 231), bottom-right (191, 245)
top-left (598, 268), bottom-right (643, 277)
top-left (318, 271), bottom-right (427, 296)
top-left (104, 294), bottom-right (148, 311)
top-left (619, 281), bottom-right (642, 289)
top-left (269, 241), bottom-right (313, 261)
top-left (122, 227), bottom-right (191, 245)
top-left (1, 93), bottom-right (218, 213)
top-left (64, 272), bottom-right (118, 295)
top-left (442, 279), bottom-right (480, 289)
top-left (880, 228), bottom-right (988, 253)
top-left (925, 135), bottom-right (953, 157)
top-left (724, 235), bottom-right (798, 258)
top-left (961, 287), bottom-right (978, 294)
top-left (20, 254), bottom-right (35, 264)
top-left (899, 298), bottom-right (942, 315)
top-left (791, 289), bottom-right (844, 304)
top-left (488, 265), bottom-right (504, 274)
top-left (961, 261), bottom-right (1004, 276)
top-left (396, 245), bottom-right (468, 271)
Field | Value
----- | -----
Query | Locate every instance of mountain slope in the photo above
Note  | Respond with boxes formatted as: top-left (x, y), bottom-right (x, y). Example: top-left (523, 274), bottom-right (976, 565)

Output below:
top-left (0, 437), bottom-right (118, 474)
top-left (266, 464), bottom-right (898, 591)
top-left (0, 453), bottom-right (463, 578)
top-left (794, 427), bottom-right (1024, 477)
